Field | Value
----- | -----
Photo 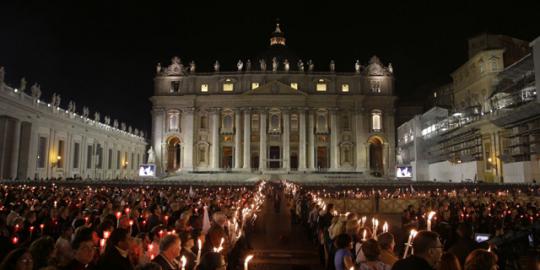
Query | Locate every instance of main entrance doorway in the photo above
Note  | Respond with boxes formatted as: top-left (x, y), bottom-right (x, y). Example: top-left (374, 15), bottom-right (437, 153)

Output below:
top-left (221, 146), bottom-right (233, 169)
top-left (368, 136), bottom-right (384, 176)
top-left (167, 137), bottom-right (181, 172)
top-left (316, 146), bottom-right (328, 170)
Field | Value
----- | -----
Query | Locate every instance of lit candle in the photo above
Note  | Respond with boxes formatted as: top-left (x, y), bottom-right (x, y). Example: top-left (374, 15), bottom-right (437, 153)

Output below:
top-left (12, 236), bottom-right (18, 245)
top-left (116, 212), bottom-right (122, 228)
top-left (244, 254), bottom-right (254, 270)
top-left (164, 215), bottom-right (169, 226)
top-left (29, 226), bottom-right (34, 239)
top-left (40, 224), bottom-right (44, 235)
top-left (54, 200), bottom-right (57, 208)
top-left (362, 229), bottom-right (367, 241)
top-left (403, 229), bottom-right (417, 258)
top-left (100, 238), bottom-right (106, 252)
top-left (427, 211), bottom-right (436, 231)
top-left (103, 230), bottom-right (110, 239)
top-left (196, 239), bottom-right (202, 264)
top-left (382, 222), bottom-right (388, 233)
top-left (125, 208), bottom-right (130, 215)
top-left (181, 255), bottom-right (187, 270)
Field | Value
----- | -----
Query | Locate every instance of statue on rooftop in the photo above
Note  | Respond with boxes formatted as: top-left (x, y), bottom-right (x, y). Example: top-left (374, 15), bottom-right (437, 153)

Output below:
top-left (113, 119), bottom-right (119, 129)
top-left (0, 66), bottom-right (4, 84)
top-left (283, 59), bottom-right (290, 72)
top-left (330, 60), bottom-right (335, 72)
top-left (297, 60), bottom-right (304, 72)
top-left (307, 60), bottom-right (314, 72)
top-left (156, 63), bottom-right (162, 74)
top-left (20, 78), bottom-right (27, 92)
top-left (54, 94), bottom-right (61, 107)
top-left (388, 63), bottom-right (393, 74)
top-left (104, 115), bottom-right (111, 125)
top-left (213, 61), bottom-right (220, 72)
top-left (167, 56), bottom-right (183, 75)
top-left (355, 60), bottom-right (361, 73)
top-left (272, 57), bottom-right (278, 72)
top-left (82, 106), bottom-right (89, 118)
top-left (31, 83), bottom-right (41, 99)
top-left (94, 112), bottom-right (100, 122)
top-left (237, 60), bottom-right (243, 71)
top-left (246, 60), bottom-right (252, 71)
top-left (189, 61), bottom-right (196, 73)
top-left (259, 59), bottom-right (267, 71)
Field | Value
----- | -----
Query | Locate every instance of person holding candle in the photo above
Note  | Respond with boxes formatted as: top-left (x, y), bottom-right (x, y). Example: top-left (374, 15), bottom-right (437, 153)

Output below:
top-left (97, 228), bottom-right (133, 270)
top-left (62, 227), bottom-right (96, 270)
top-left (198, 252), bottom-right (227, 270)
top-left (334, 233), bottom-right (355, 270)
top-left (180, 233), bottom-right (196, 270)
top-left (391, 231), bottom-right (443, 270)
top-left (152, 234), bottom-right (181, 270)
top-left (378, 233), bottom-right (398, 267)
top-left (359, 239), bottom-right (391, 270)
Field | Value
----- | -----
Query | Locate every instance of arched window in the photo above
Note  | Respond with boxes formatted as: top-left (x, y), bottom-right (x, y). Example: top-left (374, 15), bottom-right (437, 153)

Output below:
top-left (490, 59), bottom-right (497, 71)
top-left (371, 110), bottom-right (382, 132)
top-left (370, 80), bottom-right (381, 93)
top-left (270, 114), bottom-right (280, 132)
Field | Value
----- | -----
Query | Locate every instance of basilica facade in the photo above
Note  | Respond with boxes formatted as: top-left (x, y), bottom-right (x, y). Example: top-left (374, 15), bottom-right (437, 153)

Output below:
top-left (151, 24), bottom-right (397, 177)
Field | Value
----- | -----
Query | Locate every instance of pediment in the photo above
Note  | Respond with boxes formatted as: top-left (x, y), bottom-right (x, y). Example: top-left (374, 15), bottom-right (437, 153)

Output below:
top-left (243, 80), bottom-right (308, 95)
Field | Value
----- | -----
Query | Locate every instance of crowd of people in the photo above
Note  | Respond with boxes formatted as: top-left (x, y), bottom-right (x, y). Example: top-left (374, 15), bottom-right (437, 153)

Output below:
top-left (287, 183), bottom-right (540, 270)
top-left (0, 182), bottom-right (265, 270)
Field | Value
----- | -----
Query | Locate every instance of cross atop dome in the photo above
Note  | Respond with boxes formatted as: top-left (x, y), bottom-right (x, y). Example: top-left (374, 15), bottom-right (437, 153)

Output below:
top-left (270, 19), bottom-right (286, 47)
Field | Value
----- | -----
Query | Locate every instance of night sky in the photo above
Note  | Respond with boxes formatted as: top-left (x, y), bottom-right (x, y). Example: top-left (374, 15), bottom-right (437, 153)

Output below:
top-left (0, 1), bottom-right (538, 134)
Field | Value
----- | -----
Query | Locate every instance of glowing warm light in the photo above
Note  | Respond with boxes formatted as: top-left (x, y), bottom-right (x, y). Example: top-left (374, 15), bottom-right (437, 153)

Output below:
top-left (427, 211), bottom-right (436, 231)
top-left (181, 256), bottom-right (187, 270)
top-left (244, 254), bottom-right (254, 270)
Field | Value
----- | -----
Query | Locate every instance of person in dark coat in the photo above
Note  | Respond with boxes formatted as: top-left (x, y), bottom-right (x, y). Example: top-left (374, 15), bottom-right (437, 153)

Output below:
top-left (62, 227), bottom-right (96, 270)
top-left (152, 234), bottom-right (181, 270)
top-left (448, 223), bottom-right (478, 266)
top-left (392, 231), bottom-right (443, 270)
top-left (96, 228), bottom-right (133, 270)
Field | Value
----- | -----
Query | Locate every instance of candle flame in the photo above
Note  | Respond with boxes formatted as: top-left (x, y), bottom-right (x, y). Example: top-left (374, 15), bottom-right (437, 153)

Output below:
top-left (427, 211), bottom-right (436, 221)
top-left (382, 222), bottom-right (388, 233)
top-left (181, 256), bottom-right (187, 267)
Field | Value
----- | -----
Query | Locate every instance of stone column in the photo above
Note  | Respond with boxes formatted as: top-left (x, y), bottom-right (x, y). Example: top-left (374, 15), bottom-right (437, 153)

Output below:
top-left (182, 108), bottom-right (195, 171)
top-left (259, 109), bottom-right (267, 171)
top-left (329, 108), bottom-right (339, 170)
top-left (298, 109), bottom-right (307, 170)
top-left (307, 109), bottom-right (316, 170)
top-left (10, 119), bottom-right (21, 179)
top-left (151, 108), bottom-right (165, 174)
top-left (383, 142), bottom-right (389, 176)
top-left (243, 108), bottom-right (251, 170)
top-left (234, 108), bottom-right (242, 170)
top-left (210, 108), bottom-right (221, 170)
top-left (282, 109), bottom-right (290, 170)
top-left (354, 109), bottom-right (366, 171)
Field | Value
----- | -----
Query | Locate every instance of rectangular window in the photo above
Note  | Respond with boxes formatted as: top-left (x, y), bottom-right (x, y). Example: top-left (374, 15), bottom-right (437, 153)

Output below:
top-left (95, 144), bottom-right (102, 169)
top-left (223, 83), bottom-right (234, 92)
top-left (117, 150), bottom-right (121, 169)
top-left (73, 142), bottom-right (80, 169)
top-left (201, 84), bottom-right (208, 92)
top-left (341, 84), bottom-right (349, 92)
top-left (316, 83), bottom-right (327, 92)
top-left (251, 82), bottom-right (259, 89)
top-left (57, 140), bottom-right (65, 168)
top-left (37, 137), bottom-right (47, 168)
top-left (290, 82), bottom-right (298, 90)
top-left (170, 81), bottom-right (180, 93)
top-left (86, 145), bottom-right (93, 169)
top-left (108, 149), bottom-right (113, 169)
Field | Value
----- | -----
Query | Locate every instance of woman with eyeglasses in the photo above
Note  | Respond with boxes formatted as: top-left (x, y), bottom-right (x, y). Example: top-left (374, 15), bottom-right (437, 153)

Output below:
top-left (0, 248), bottom-right (34, 270)
top-left (198, 252), bottom-right (227, 270)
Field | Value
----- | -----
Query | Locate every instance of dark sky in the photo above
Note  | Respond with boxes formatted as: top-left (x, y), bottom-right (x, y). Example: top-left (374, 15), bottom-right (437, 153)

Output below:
top-left (0, 1), bottom-right (538, 134)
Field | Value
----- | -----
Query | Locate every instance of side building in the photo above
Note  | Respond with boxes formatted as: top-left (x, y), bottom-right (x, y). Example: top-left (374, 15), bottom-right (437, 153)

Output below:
top-left (398, 35), bottom-right (539, 182)
top-left (0, 69), bottom-right (147, 180)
